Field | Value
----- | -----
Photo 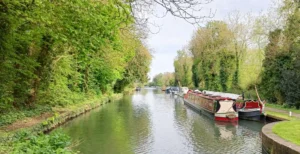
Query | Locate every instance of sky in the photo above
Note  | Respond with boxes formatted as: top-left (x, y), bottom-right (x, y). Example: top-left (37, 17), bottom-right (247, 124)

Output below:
top-left (147, 0), bottom-right (273, 80)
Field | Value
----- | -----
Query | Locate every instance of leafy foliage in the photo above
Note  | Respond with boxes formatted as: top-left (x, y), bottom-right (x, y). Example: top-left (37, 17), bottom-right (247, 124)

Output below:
top-left (12, 131), bottom-right (72, 154)
top-left (260, 0), bottom-right (300, 108)
top-left (149, 73), bottom-right (175, 87)
top-left (171, 0), bottom-right (300, 110)
top-left (114, 34), bottom-right (152, 92)
top-left (189, 21), bottom-right (236, 91)
top-left (0, 0), bottom-right (151, 112)
top-left (174, 50), bottom-right (193, 87)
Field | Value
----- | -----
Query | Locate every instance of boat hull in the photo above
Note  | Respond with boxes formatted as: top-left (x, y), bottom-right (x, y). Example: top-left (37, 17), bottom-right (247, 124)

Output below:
top-left (184, 99), bottom-right (238, 122)
top-left (215, 114), bottom-right (239, 122)
top-left (236, 100), bottom-right (264, 121)
top-left (238, 110), bottom-right (262, 121)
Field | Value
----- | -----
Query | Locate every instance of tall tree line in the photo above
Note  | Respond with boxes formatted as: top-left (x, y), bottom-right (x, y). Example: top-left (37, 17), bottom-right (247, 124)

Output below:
top-left (260, 0), bottom-right (300, 108)
top-left (173, 50), bottom-right (193, 88)
top-left (149, 72), bottom-right (175, 87)
top-left (174, 0), bottom-right (300, 108)
top-left (0, 0), bottom-right (152, 112)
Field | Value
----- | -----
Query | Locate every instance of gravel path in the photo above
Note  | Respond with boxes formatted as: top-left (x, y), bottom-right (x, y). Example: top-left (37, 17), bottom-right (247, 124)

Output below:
top-left (265, 107), bottom-right (300, 118)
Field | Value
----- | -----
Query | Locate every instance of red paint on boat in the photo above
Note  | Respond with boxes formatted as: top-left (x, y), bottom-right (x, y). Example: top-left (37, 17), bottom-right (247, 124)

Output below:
top-left (184, 90), bottom-right (239, 122)
top-left (215, 116), bottom-right (239, 122)
top-left (237, 100), bottom-right (264, 113)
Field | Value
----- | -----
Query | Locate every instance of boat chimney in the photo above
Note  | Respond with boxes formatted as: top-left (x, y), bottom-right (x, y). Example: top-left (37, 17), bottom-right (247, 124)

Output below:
top-left (242, 91), bottom-right (244, 101)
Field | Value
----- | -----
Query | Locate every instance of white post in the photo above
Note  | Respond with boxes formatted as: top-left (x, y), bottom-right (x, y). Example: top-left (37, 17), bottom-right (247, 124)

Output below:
top-left (289, 111), bottom-right (292, 117)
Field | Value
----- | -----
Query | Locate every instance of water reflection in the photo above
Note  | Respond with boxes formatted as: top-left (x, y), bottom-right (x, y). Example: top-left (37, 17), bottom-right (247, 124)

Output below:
top-left (173, 93), bottom-right (263, 153)
top-left (59, 88), bottom-right (264, 154)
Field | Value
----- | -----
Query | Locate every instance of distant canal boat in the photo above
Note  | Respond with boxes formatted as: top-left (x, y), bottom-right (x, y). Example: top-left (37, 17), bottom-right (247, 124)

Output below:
top-left (135, 87), bottom-right (141, 91)
top-left (170, 87), bottom-right (179, 95)
top-left (165, 87), bottom-right (171, 94)
top-left (184, 90), bottom-right (238, 122)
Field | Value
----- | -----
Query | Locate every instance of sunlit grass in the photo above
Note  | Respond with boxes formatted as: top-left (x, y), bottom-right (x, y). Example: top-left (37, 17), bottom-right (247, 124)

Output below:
top-left (273, 120), bottom-right (300, 146)
top-left (265, 111), bottom-right (298, 121)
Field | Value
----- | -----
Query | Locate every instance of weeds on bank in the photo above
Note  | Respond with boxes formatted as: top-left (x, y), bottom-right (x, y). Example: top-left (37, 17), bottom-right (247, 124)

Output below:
top-left (0, 105), bottom-right (52, 127)
top-left (0, 130), bottom-right (74, 154)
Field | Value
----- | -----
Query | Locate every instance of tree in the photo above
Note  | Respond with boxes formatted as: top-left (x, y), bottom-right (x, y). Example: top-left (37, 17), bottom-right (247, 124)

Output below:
top-left (226, 12), bottom-right (254, 88)
top-left (189, 21), bottom-right (235, 91)
top-left (114, 34), bottom-right (152, 92)
top-left (151, 72), bottom-right (175, 87)
top-left (126, 0), bottom-right (215, 33)
top-left (174, 49), bottom-right (193, 87)
top-left (260, 0), bottom-right (300, 108)
top-left (0, 0), bottom-right (152, 111)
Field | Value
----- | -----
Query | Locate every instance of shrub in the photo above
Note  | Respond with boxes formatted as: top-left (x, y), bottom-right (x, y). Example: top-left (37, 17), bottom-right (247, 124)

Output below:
top-left (12, 131), bottom-right (72, 154)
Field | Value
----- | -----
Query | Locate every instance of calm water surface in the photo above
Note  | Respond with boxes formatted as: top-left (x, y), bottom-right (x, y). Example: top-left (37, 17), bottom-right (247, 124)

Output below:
top-left (59, 88), bottom-right (265, 154)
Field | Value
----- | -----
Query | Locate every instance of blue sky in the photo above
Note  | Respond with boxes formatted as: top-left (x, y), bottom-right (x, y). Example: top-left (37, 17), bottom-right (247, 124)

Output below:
top-left (147, 0), bottom-right (273, 80)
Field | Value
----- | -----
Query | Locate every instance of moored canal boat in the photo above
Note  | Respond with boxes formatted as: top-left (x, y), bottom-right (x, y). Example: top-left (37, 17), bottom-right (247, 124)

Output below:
top-left (180, 87), bottom-right (189, 94)
top-left (236, 100), bottom-right (264, 121)
top-left (234, 86), bottom-right (265, 121)
top-left (203, 90), bottom-right (265, 121)
top-left (207, 91), bottom-right (265, 121)
top-left (165, 87), bottom-right (171, 94)
top-left (236, 99), bottom-right (265, 121)
top-left (184, 90), bottom-right (238, 122)
top-left (135, 87), bottom-right (141, 91)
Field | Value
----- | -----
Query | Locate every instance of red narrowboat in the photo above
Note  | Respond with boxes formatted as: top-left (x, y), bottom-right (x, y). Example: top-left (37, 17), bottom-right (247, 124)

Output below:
top-left (184, 90), bottom-right (238, 122)
top-left (236, 100), bottom-right (264, 121)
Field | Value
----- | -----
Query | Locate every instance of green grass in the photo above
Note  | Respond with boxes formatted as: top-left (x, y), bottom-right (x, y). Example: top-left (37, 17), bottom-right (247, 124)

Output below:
top-left (265, 111), bottom-right (298, 121)
top-left (273, 120), bottom-right (300, 146)
top-left (266, 103), bottom-right (300, 114)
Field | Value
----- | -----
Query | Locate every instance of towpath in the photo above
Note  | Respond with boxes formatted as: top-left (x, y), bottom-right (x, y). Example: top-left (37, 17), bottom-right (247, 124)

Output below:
top-left (265, 107), bottom-right (300, 119)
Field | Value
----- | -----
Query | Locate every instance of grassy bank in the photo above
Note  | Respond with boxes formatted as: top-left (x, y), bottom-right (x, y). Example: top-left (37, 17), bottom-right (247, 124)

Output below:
top-left (0, 94), bottom-right (122, 153)
top-left (266, 104), bottom-right (300, 114)
top-left (265, 104), bottom-right (300, 147)
top-left (265, 111), bottom-right (298, 121)
top-left (272, 120), bottom-right (300, 146)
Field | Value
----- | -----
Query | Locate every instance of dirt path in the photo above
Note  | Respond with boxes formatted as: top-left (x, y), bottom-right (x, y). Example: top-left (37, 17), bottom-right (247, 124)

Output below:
top-left (0, 112), bottom-right (53, 132)
top-left (265, 107), bottom-right (300, 118)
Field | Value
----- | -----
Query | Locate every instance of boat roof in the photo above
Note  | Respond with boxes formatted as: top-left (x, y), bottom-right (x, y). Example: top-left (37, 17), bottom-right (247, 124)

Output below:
top-left (202, 90), bottom-right (241, 100)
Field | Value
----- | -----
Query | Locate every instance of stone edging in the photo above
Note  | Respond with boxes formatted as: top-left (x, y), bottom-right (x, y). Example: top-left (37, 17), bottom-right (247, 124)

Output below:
top-left (262, 122), bottom-right (300, 154)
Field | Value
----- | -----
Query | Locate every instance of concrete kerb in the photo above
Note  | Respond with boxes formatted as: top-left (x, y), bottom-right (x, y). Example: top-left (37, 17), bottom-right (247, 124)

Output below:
top-left (262, 122), bottom-right (300, 154)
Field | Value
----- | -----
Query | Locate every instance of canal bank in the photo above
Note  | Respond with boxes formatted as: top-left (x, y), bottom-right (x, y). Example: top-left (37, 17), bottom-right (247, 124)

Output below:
top-left (0, 94), bottom-right (122, 153)
top-left (262, 122), bottom-right (300, 154)
top-left (262, 106), bottom-right (300, 154)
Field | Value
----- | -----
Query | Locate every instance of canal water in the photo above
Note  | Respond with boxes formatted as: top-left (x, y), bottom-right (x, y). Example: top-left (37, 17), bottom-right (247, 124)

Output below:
top-left (59, 88), bottom-right (265, 154)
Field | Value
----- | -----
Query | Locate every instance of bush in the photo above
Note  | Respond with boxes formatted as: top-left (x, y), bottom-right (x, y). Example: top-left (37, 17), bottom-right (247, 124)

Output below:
top-left (12, 131), bottom-right (72, 154)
